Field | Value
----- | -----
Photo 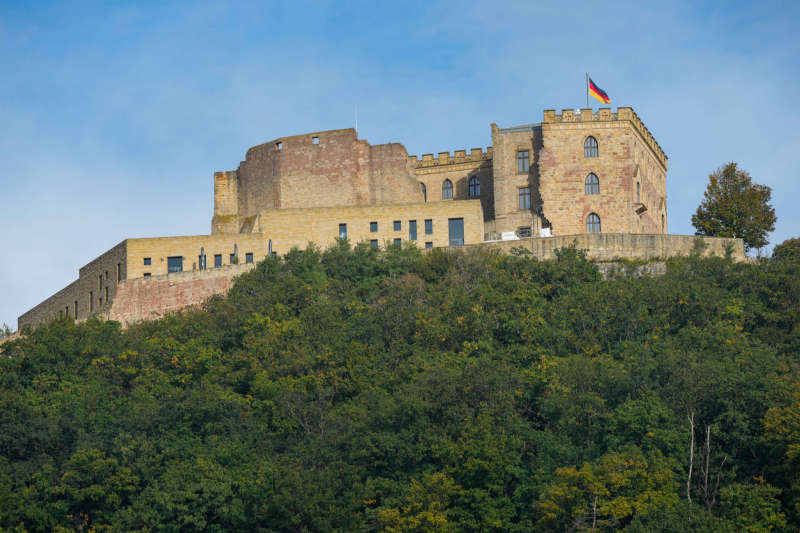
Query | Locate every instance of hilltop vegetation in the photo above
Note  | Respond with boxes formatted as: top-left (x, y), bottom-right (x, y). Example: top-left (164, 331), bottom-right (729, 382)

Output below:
top-left (1, 242), bottom-right (799, 532)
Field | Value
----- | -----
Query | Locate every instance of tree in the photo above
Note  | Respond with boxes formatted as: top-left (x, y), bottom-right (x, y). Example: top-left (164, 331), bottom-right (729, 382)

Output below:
top-left (691, 162), bottom-right (776, 252)
top-left (772, 237), bottom-right (800, 263)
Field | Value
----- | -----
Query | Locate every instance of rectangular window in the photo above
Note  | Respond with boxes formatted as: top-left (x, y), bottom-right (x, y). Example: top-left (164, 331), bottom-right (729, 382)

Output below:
top-left (90, 291), bottom-right (94, 313)
top-left (448, 218), bottom-right (465, 246)
top-left (74, 300), bottom-right (78, 319)
top-left (425, 242), bottom-right (433, 249)
top-left (518, 187), bottom-right (531, 210)
top-left (517, 150), bottom-right (530, 173)
top-left (370, 239), bottom-right (378, 248)
top-left (393, 220), bottom-right (401, 231)
top-left (143, 273), bottom-right (151, 278)
top-left (425, 219), bottom-right (433, 235)
top-left (339, 223), bottom-right (347, 240)
top-left (99, 275), bottom-right (102, 290)
top-left (409, 220), bottom-right (417, 241)
top-left (312, 136), bottom-right (319, 145)
top-left (214, 254), bottom-right (222, 268)
top-left (105, 271), bottom-right (109, 280)
top-left (517, 226), bottom-right (532, 238)
top-left (393, 238), bottom-right (402, 246)
top-left (245, 252), bottom-right (254, 263)
top-left (105, 286), bottom-right (108, 303)
top-left (276, 141), bottom-right (282, 150)
top-left (370, 221), bottom-right (378, 233)
top-left (167, 256), bottom-right (183, 273)
top-left (198, 255), bottom-right (205, 270)
top-left (143, 257), bottom-right (151, 266)
top-left (230, 253), bottom-right (237, 264)
top-left (117, 263), bottom-right (121, 281)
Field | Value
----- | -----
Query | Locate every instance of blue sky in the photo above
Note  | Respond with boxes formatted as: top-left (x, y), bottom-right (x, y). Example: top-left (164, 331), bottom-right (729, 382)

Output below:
top-left (1, 1), bottom-right (799, 329)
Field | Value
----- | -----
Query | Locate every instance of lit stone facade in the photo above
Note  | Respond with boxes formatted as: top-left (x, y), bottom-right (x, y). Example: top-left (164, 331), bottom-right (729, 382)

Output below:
top-left (19, 106), bottom-right (680, 331)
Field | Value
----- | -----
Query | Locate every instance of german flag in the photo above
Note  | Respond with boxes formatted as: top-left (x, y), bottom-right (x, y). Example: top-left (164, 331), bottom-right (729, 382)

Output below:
top-left (589, 78), bottom-right (611, 104)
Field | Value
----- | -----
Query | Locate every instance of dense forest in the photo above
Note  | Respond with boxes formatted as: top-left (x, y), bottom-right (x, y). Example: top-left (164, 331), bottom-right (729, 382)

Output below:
top-left (1, 242), bottom-right (799, 532)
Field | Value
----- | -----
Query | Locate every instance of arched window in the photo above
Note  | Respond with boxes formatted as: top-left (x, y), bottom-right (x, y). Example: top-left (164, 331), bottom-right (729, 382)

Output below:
top-left (584, 136), bottom-right (598, 158)
top-left (420, 182), bottom-right (427, 202)
top-left (662, 214), bottom-right (665, 233)
top-left (636, 182), bottom-right (641, 203)
top-left (585, 173), bottom-right (600, 194)
top-left (469, 176), bottom-right (480, 197)
top-left (586, 213), bottom-right (601, 233)
top-left (442, 179), bottom-right (453, 200)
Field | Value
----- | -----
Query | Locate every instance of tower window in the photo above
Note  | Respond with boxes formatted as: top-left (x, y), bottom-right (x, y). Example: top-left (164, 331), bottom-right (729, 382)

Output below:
top-left (469, 176), bottom-right (480, 197)
top-left (584, 136), bottom-right (598, 158)
top-left (393, 220), bottom-right (401, 231)
top-left (312, 136), bottom-right (319, 145)
top-left (585, 173), bottom-right (600, 194)
top-left (245, 253), bottom-right (254, 263)
top-left (214, 254), bottom-right (222, 268)
top-left (586, 213), bottom-right (601, 233)
top-left (518, 187), bottom-right (531, 210)
top-left (517, 150), bottom-right (530, 173)
top-left (421, 182), bottom-right (427, 202)
top-left (339, 223), bottom-right (347, 240)
top-left (442, 179), bottom-right (453, 200)
top-left (370, 221), bottom-right (378, 232)
top-left (276, 141), bottom-right (283, 150)
top-left (143, 257), bottom-right (151, 266)
top-left (409, 220), bottom-right (417, 241)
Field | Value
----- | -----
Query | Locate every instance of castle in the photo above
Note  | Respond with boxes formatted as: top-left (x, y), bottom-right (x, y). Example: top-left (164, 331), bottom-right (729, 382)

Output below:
top-left (17, 106), bottom-right (742, 330)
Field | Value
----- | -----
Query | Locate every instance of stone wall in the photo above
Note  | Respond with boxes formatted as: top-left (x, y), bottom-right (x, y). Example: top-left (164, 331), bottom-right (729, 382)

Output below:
top-left (474, 233), bottom-right (745, 261)
top-left (108, 263), bottom-right (255, 326)
top-left (214, 129), bottom-right (425, 233)
top-left (256, 200), bottom-right (484, 254)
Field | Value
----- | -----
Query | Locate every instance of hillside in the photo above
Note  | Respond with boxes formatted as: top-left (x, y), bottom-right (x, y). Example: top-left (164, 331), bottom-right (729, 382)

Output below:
top-left (1, 242), bottom-right (799, 532)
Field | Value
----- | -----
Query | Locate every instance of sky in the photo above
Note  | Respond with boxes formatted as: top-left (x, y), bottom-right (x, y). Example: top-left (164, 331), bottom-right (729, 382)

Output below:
top-left (1, 0), bottom-right (799, 329)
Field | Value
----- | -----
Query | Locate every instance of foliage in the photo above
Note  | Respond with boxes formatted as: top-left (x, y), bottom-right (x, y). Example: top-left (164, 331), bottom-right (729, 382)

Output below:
top-left (691, 162), bottom-right (776, 251)
top-left (772, 237), bottom-right (800, 264)
top-left (0, 242), bottom-right (798, 531)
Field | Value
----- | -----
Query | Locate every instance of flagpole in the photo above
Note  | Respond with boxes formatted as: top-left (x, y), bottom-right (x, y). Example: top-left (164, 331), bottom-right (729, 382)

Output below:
top-left (586, 73), bottom-right (589, 109)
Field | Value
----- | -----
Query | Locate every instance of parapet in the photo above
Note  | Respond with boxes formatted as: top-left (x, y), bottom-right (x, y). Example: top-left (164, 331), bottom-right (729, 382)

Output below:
top-left (542, 107), bottom-right (667, 169)
top-left (408, 147), bottom-right (493, 168)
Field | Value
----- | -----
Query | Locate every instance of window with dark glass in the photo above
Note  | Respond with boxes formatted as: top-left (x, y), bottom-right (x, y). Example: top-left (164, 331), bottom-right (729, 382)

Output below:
top-left (74, 300), bottom-right (78, 319)
top-left (517, 226), bottom-right (532, 238)
top-left (425, 219), bottom-right (433, 235)
top-left (370, 239), bottom-right (378, 248)
top-left (214, 254), bottom-right (222, 268)
top-left (585, 173), bottom-right (600, 194)
top-left (517, 150), bottom-right (530, 173)
top-left (370, 221), bottom-right (378, 232)
top-left (584, 136), bottom-right (598, 158)
top-left (245, 253), bottom-right (254, 263)
top-left (421, 182), bottom-right (427, 202)
top-left (393, 220), bottom-right (401, 231)
top-left (442, 179), bottom-right (453, 199)
top-left (469, 176), bottom-right (480, 197)
top-left (143, 257), bottom-right (151, 266)
top-left (143, 273), bottom-right (151, 278)
top-left (586, 213), bottom-right (601, 233)
top-left (339, 223), bottom-right (347, 239)
top-left (90, 291), bottom-right (93, 312)
top-left (425, 242), bottom-right (433, 249)
top-left (409, 220), bottom-right (417, 240)
top-left (448, 218), bottom-right (464, 246)
top-left (167, 256), bottom-right (183, 273)
top-left (230, 253), bottom-right (236, 264)
top-left (518, 187), bottom-right (531, 210)
top-left (393, 238), bottom-right (402, 246)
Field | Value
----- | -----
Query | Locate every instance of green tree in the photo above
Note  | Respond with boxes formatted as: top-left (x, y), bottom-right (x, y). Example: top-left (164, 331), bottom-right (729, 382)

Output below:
top-left (772, 237), bottom-right (800, 263)
top-left (691, 162), bottom-right (776, 252)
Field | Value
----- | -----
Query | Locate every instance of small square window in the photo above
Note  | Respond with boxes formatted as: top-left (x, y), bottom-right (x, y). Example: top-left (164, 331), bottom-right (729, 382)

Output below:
top-left (245, 253), bottom-right (254, 264)
top-left (425, 219), bottom-right (433, 235)
top-left (517, 226), bottom-right (532, 238)
top-left (276, 141), bottom-right (283, 150)
top-left (370, 239), bottom-right (378, 248)
top-left (370, 221), bottom-right (378, 232)
top-left (312, 136), bottom-right (319, 145)
top-left (214, 254), bottom-right (222, 268)
top-left (144, 257), bottom-right (151, 266)
top-left (394, 238), bottom-right (402, 246)
top-left (393, 220), bottom-right (401, 231)
top-left (425, 242), bottom-right (433, 249)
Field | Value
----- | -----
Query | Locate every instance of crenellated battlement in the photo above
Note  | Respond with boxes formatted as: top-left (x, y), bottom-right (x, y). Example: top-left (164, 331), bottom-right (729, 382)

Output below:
top-left (408, 147), bottom-right (493, 168)
top-left (542, 107), bottom-right (667, 169)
